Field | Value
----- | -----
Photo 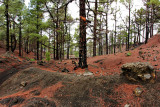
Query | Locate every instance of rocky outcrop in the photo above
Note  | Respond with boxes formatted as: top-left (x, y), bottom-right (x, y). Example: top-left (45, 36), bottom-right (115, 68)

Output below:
top-left (121, 62), bottom-right (156, 83)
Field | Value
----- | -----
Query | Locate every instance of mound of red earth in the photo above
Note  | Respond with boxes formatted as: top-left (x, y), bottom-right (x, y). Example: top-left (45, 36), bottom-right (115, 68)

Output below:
top-left (0, 34), bottom-right (160, 106)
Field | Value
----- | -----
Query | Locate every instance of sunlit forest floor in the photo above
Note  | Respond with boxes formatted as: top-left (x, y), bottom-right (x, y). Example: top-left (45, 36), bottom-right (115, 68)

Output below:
top-left (0, 34), bottom-right (160, 106)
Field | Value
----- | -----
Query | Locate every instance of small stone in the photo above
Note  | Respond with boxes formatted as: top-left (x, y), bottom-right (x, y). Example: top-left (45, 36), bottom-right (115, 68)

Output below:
top-left (156, 50), bottom-right (159, 54)
top-left (124, 104), bottom-right (130, 107)
top-left (20, 81), bottom-right (27, 87)
top-left (58, 62), bottom-right (61, 64)
top-left (61, 68), bottom-right (70, 73)
top-left (134, 87), bottom-right (143, 97)
top-left (83, 72), bottom-right (94, 76)
top-left (96, 71), bottom-right (99, 74)
top-left (143, 74), bottom-right (152, 80)
top-left (37, 60), bottom-right (45, 66)
top-left (153, 56), bottom-right (157, 61)
top-left (64, 62), bottom-right (67, 65)
top-left (101, 68), bottom-right (104, 70)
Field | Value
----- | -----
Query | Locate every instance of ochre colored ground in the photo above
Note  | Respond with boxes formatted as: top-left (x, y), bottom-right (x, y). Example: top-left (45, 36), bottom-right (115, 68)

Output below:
top-left (0, 34), bottom-right (160, 106)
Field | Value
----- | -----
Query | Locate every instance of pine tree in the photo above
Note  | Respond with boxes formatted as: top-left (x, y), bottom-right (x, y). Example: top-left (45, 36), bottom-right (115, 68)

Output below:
top-left (79, 0), bottom-right (88, 68)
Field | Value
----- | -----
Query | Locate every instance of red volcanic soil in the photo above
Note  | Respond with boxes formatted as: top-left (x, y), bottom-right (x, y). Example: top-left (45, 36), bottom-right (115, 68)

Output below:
top-left (0, 34), bottom-right (160, 106)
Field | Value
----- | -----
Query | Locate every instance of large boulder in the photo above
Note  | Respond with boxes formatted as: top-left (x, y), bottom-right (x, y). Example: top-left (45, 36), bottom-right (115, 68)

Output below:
top-left (121, 62), bottom-right (156, 83)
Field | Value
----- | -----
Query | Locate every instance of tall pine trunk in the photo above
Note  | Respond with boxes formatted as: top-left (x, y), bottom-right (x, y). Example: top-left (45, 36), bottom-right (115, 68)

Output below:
top-left (19, 16), bottom-right (22, 56)
top-left (5, 0), bottom-right (9, 52)
top-left (67, 25), bottom-right (70, 59)
top-left (106, 6), bottom-right (108, 55)
top-left (56, 4), bottom-right (59, 60)
top-left (145, 1), bottom-right (150, 44)
top-left (93, 0), bottom-right (97, 56)
top-left (54, 29), bottom-right (56, 59)
top-left (36, 3), bottom-right (39, 60)
top-left (79, 0), bottom-right (88, 68)
top-left (127, 1), bottom-right (131, 51)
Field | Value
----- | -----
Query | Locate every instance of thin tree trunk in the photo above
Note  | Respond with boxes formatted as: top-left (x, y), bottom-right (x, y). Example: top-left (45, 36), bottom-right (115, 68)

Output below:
top-left (145, 1), bottom-right (149, 44)
top-left (67, 25), bottom-right (70, 59)
top-left (41, 29), bottom-right (43, 60)
top-left (48, 29), bottom-right (51, 53)
top-left (93, 0), bottom-right (97, 56)
top-left (36, 3), bottom-right (39, 60)
top-left (114, 6), bottom-right (117, 54)
top-left (127, 1), bottom-right (131, 51)
top-left (56, 3), bottom-right (59, 60)
top-left (54, 29), bottom-right (56, 59)
top-left (5, 0), bottom-right (9, 51)
top-left (11, 21), bottom-right (16, 52)
top-left (19, 16), bottom-right (22, 56)
top-left (106, 6), bottom-right (108, 55)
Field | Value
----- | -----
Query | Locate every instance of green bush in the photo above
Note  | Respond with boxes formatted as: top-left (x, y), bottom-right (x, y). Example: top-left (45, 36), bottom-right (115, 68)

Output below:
top-left (30, 58), bottom-right (35, 61)
top-left (126, 52), bottom-right (131, 56)
top-left (74, 51), bottom-right (79, 58)
top-left (46, 52), bottom-right (51, 62)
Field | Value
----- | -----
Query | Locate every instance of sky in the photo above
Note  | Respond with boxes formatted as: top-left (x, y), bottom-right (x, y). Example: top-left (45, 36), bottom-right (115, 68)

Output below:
top-left (69, 0), bottom-right (144, 36)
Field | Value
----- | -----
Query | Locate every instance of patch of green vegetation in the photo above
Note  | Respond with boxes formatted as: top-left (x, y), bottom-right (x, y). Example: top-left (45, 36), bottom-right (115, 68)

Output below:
top-left (46, 52), bottom-right (51, 62)
top-left (126, 52), bottom-right (131, 56)
top-left (30, 59), bottom-right (35, 61)
top-left (25, 57), bottom-right (31, 61)
top-left (74, 51), bottom-right (79, 58)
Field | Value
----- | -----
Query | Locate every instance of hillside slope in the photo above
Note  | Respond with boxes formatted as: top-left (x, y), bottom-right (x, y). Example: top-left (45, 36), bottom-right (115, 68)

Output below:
top-left (0, 34), bottom-right (160, 106)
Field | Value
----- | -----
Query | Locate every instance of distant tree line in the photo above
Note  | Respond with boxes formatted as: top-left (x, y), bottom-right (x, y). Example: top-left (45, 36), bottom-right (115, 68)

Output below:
top-left (0, 0), bottom-right (159, 69)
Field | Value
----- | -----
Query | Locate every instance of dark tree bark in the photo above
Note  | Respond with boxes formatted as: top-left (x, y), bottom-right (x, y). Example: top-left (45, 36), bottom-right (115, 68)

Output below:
top-left (106, 6), bottom-right (108, 55)
top-left (19, 16), bottom-right (22, 56)
top-left (150, 7), bottom-right (153, 37)
top-left (67, 25), bottom-right (70, 59)
top-left (11, 22), bottom-right (16, 52)
top-left (36, 3), bottom-right (39, 60)
top-left (26, 36), bottom-right (29, 54)
top-left (137, 25), bottom-right (140, 44)
top-left (56, 3), bottom-right (59, 60)
top-left (53, 29), bottom-right (56, 59)
top-left (127, 1), bottom-right (131, 51)
top-left (40, 29), bottom-right (43, 60)
top-left (114, 13), bottom-right (117, 54)
top-left (99, 16), bottom-right (103, 55)
top-left (126, 27), bottom-right (128, 51)
top-left (5, 0), bottom-right (9, 51)
top-left (11, 34), bottom-right (16, 52)
top-left (93, 0), bottom-right (97, 56)
top-left (145, 1), bottom-right (150, 44)
top-left (79, 0), bottom-right (88, 68)
top-left (48, 29), bottom-right (51, 53)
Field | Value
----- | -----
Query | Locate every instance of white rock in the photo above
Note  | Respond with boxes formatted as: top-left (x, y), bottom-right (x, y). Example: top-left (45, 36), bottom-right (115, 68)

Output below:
top-left (144, 74), bottom-right (151, 79)
top-left (83, 72), bottom-right (94, 76)
top-left (124, 104), bottom-right (130, 107)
